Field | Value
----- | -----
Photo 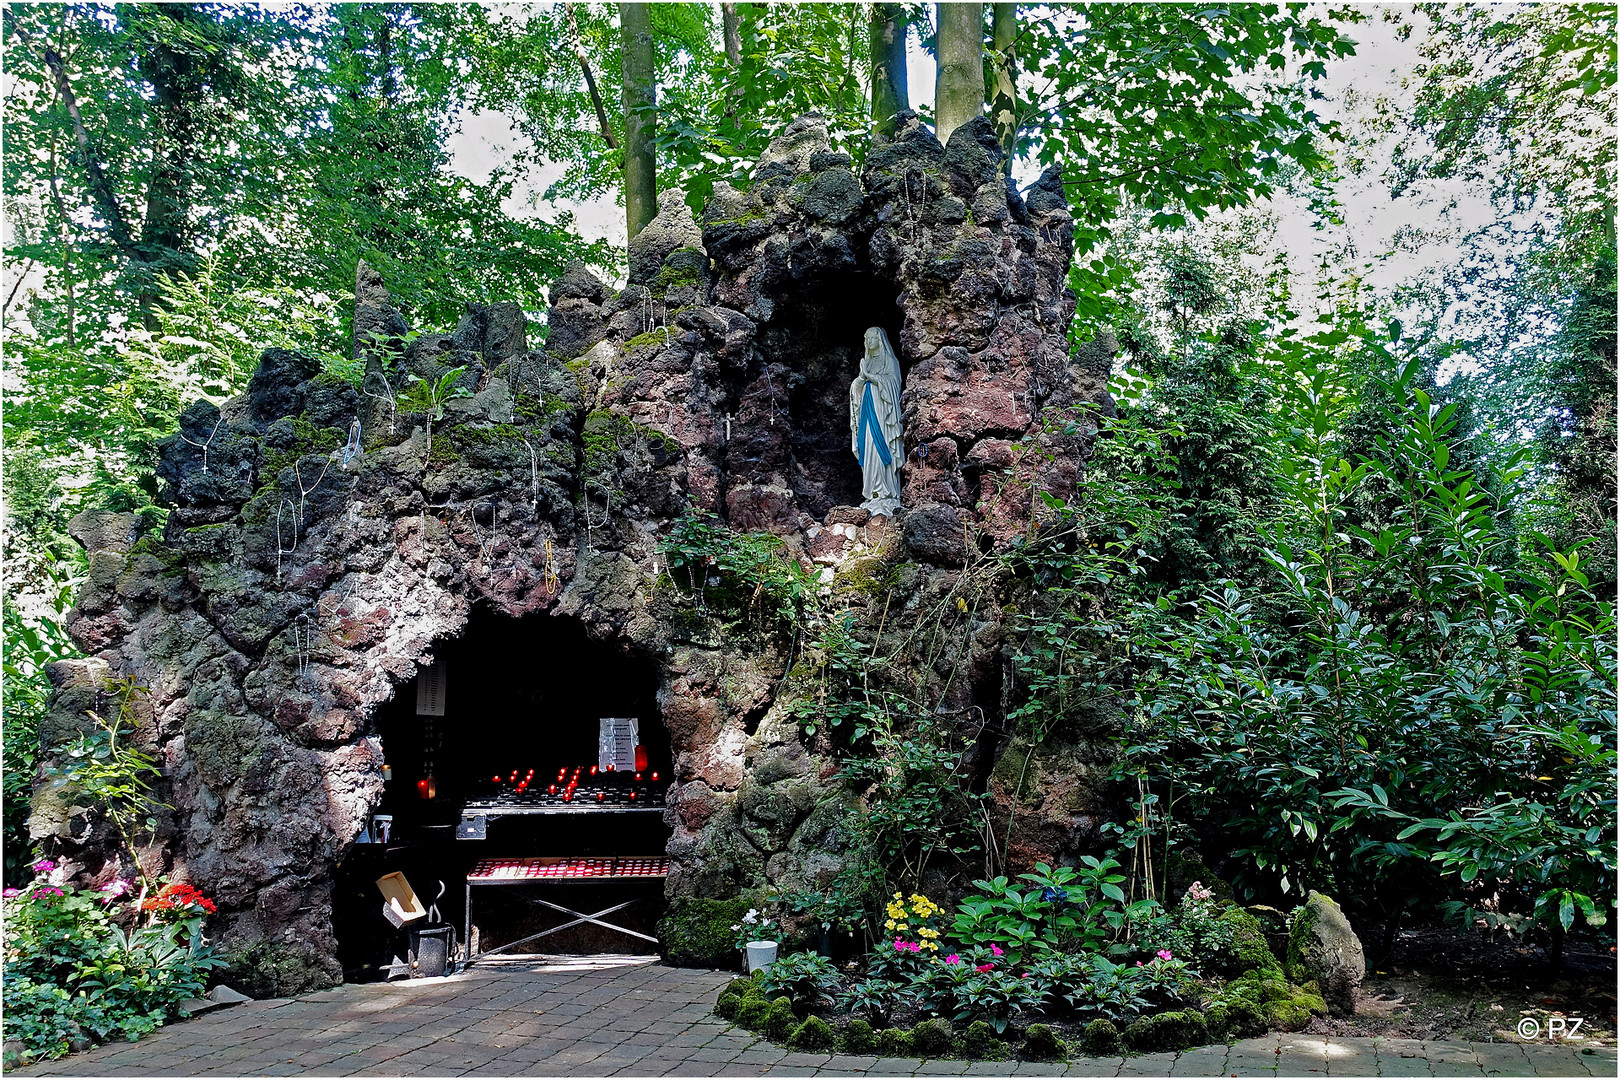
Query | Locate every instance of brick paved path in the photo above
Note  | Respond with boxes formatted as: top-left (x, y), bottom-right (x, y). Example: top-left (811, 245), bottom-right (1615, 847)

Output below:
top-left (13, 956), bottom-right (1614, 1077)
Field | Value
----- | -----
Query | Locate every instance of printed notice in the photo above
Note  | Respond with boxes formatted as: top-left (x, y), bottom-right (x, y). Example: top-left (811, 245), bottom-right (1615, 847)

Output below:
top-left (598, 717), bottom-right (638, 772)
top-left (416, 662), bottom-right (446, 716)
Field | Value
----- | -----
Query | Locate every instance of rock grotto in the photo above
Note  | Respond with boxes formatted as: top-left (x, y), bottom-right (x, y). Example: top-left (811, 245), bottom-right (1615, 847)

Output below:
top-left (31, 113), bottom-right (1122, 993)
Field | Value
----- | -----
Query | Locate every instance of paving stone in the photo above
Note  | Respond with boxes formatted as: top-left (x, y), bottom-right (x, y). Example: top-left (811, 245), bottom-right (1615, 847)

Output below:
top-left (1117, 1052), bottom-right (1179, 1076)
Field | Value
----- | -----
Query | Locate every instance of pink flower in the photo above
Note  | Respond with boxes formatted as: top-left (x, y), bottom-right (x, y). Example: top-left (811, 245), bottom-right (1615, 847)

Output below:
top-left (101, 880), bottom-right (131, 896)
top-left (990, 944), bottom-right (1004, 957)
top-left (945, 954), bottom-right (960, 965)
top-left (30, 886), bottom-right (64, 898)
top-left (2, 888), bottom-right (19, 899)
top-left (1135, 960), bottom-right (1144, 967)
top-left (975, 963), bottom-right (995, 973)
top-left (1157, 949), bottom-right (1173, 961)
top-left (30, 858), bottom-right (55, 873)
top-left (894, 939), bottom-right (907, 951)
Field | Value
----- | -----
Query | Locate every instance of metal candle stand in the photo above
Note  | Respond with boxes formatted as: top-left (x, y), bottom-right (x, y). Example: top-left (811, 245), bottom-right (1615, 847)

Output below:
top-left (460, 857), bottom-right (669, 969)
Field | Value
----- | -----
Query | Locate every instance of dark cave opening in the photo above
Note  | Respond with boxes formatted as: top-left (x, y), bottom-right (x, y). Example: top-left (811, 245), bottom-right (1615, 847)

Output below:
top-left (333, 609), bottom-right (672, 980)
top-left (755, 270), bottom-right (906, 521)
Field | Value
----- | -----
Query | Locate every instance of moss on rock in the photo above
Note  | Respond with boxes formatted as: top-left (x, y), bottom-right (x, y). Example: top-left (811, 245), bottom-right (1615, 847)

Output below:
top-left (911, 1017), bottom-right (954, 1057)
top-left (1022, 1023), bottom-right (1063, 1060)
top-left (763, 997), bottom-right (798, 1040)
top-left (658, 895), bottom-right (753, 968)
top-left (839, 1018), bottom-right (878, 1055)
top-left (877, 1027), bottom-right (913, 1056)
top-left (1081, 1018), bottom-right (1120, 1056)
top-left (1121, 1011), bottom-right (1208, 1053)
top-left (786, 1015), bottom-right (835, 1051)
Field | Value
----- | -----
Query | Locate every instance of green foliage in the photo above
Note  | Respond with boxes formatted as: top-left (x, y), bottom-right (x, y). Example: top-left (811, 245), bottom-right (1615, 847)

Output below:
top-left (835, 711), bottom-right (987, 885)
top-left (2, 568), bottom-right (77, 886)
top-left (756, 951), bottom-right (840, 1008)
top-left (397, 365), bottom-right (471, 459)
top-left (876, 1026), bottom-right (913, 1057)
top-left (1121, 1010), bottom-right (1209, 1053)
top-left (950, 860), bottom-right (1128, 961)
top-left (839, 976), bottom-right (908, 1026)
top-left (42, 678), bottom-right (166, 880)
top-left (908, 953), bottom-right (1044, 1034)
top-left (661, 510), bottom-right (816, 630)
top-left (2, 878), bottom-right (224, 1062)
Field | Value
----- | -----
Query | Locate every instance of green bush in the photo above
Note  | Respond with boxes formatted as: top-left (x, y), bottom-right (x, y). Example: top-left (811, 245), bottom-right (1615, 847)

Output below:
top-left (1081, 1018), bottom-right (1121, 1056)
top-left (838, 1018), bottom-right (878, 1055)
top-left (657, 896), bottom-right (755, 968)
top-left (910, 1017), bottom-right (954, 1057)
top-left (1022, 1022), bottom-right (1064, 1060)
top-left (757, 950), bottom-right (841, 1007)
top-left (3, 875), bottom-right (224, 1062)
top-left (786, 1015), bottom-right (835, 1052)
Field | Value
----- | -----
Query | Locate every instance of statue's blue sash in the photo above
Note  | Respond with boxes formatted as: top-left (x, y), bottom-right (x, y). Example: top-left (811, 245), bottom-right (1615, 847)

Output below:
top-left (857, 382), bottom-right (892, 468)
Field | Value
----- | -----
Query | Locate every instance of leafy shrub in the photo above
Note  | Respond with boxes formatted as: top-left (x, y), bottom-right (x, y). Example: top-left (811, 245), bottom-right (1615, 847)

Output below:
top-left (785, 1015), bottom-right (835, 1051)
top-left (909, 950), bottom-right (1046, 1033)
top-left (910, 1017), bottom-right (954, 1057)
top-left (756, 951), bottom-right (840, 1007)
top-left (950, 859), bottom-right (1128, 961)
top-left (838, 976), bottom-right (909, 1024)
top-left (1035, 954), bottom-right (1149, 1023)
top-left (2, 874), bottom-right (224, 1061)
top-left (838, 1018), bottom-right (878, 1054)
top-left (1022, 1022), bottom-right (1064, 1060)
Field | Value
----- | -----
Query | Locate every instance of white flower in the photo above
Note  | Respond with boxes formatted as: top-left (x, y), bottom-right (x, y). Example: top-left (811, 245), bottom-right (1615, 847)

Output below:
top-left (730, 924), bottom-right (741, 932)
top-left (742, 909), bottom-right (759, 924)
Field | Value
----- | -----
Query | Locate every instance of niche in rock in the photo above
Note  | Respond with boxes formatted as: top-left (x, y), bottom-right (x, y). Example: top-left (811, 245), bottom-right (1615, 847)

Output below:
top-left (333, 609), bottom-right (670, 978)
top-left (731, 271), bottom-right (904, 526)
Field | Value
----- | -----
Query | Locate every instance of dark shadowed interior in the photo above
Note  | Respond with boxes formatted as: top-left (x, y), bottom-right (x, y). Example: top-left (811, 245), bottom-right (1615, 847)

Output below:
top-left (333, 609), bottom-right (671, 979)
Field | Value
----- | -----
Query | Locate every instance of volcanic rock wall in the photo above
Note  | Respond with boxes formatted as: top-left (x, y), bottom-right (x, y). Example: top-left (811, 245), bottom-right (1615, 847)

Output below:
top-left (33, 114), bottom-right (1114, 992)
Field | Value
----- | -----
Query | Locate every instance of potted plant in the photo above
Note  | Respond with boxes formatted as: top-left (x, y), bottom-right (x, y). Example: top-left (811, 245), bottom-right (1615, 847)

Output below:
top-left (730, 907), bottom-right (780, 972)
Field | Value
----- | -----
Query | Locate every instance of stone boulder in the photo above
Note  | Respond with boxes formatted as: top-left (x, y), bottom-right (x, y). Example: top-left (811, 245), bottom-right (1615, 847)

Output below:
top-left (1285, 891), bottom-right (1365, 1016)
top-left (629, 189), bottom-right (705, 286)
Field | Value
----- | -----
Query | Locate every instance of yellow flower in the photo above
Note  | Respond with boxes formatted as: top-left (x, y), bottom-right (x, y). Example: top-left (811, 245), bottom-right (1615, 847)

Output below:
top-left (884, 919), bottom-right (896, 930)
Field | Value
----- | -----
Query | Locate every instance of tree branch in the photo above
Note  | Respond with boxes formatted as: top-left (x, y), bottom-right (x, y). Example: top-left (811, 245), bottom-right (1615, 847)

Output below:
top-left (565, 4), bottom-right (617, 149)
top-left (5, 9), bottom-right (139, 259)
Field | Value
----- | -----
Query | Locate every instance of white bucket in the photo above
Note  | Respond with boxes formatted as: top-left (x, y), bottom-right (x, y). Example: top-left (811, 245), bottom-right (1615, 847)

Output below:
top-left (745, 940), bottom-right (778, 973)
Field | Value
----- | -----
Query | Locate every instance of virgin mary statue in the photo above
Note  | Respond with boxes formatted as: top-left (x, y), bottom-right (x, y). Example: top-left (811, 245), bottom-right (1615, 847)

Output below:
top-left (849, 327), bottom-right (904, 516)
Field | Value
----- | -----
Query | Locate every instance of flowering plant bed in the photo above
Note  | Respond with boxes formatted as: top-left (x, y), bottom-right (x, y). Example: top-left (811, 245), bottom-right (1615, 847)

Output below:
top-left (2, 862), bottom-right (225, 1067)
top-left (714, 872), bottom-right (1329, 1060)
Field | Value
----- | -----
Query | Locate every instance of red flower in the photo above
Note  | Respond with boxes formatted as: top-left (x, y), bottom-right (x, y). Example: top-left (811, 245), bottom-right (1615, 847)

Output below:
top-left (975, 963), bottom-right (995, 973)
top-left (141, 882), bottom-right (217, 916)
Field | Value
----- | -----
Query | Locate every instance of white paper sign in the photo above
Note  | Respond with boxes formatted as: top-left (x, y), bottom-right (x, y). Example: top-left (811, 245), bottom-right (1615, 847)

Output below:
top-left (415, 662), bottom-right (446, 716)
top-left (599, 717), bottom-right (638, 772)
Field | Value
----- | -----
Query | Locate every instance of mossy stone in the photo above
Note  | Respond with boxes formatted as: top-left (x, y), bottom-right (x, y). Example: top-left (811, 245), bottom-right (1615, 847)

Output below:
top-left (877, 1027), bottom-right (914, 1056)
top-left (1216, 904), bottom-right (1282, 977)
top-left (734, 996), bottom-right (772, 1031)
top-left (1263, 999), bottom-right (1313, 1031)
top-left (1202, 1005), bottom-right (1230, 1039)
top-left (958, 1019), bottom-right (996, 1059)
top-left (839, 1019), bottom-right (878, 1055)
top-left (786, 1015), bottom-right (835, 1052)
top-left (657, 896), bottom-right (753, 968)
top-left (764, 997), bottom-right (797, 1040)
top-left (1122, 1011), bottom-right (1208, 1053)
top-left (1081, 1018), bottom-right (1120, 1056)
top-left (1022, 1023), bottom-right (1063, 1060)
top-left (910, 1017), bottom-right (954, 1057)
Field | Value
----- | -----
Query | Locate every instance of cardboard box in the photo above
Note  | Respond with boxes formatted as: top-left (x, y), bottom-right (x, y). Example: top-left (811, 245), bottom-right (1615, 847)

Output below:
top-left (376, 871), bottom-right (426, 927)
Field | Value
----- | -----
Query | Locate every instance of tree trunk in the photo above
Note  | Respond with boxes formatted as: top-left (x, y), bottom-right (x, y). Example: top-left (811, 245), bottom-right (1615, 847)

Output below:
top-left (934, 2), bottom-right (984, 144)
top-left (721, 2), bottom-right (742, 65)
top-left (869, 3), bottom-right (910, 139)
top-left (620, 2), bottom-right (656, 240)
top-left (989, 3), bottom-right (1018, 162)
